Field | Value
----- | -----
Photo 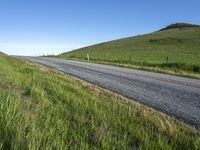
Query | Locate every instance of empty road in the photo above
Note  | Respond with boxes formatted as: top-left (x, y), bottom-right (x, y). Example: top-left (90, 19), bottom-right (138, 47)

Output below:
top-left (22, 57), bottom-right (200, 127)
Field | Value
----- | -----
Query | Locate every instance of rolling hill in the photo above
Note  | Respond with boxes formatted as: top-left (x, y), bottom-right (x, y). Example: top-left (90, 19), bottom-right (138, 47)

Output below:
top-left (59, 23), bottom-right (200, 78)
top-left (0, 51), bottom-right (6, 55)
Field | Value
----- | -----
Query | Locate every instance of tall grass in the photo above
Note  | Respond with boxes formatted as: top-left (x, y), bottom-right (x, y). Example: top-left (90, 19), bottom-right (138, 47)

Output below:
top-left (0, 55), bottom-right (200, 149)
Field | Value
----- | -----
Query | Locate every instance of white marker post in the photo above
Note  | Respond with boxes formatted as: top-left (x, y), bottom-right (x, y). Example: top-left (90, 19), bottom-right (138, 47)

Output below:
top-left (87, 53), bottom-right (90, 61)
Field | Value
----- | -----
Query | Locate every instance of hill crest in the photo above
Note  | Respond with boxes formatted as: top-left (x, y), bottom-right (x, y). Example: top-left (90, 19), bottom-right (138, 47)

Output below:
top-left (0, 51), bottom-right (6, 55)
top-left (160, 23), bottom-right (200, 31)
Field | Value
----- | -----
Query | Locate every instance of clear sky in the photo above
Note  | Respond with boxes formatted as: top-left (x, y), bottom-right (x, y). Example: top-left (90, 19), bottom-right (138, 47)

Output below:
top-left (0, 0), bottom-right (199, 56)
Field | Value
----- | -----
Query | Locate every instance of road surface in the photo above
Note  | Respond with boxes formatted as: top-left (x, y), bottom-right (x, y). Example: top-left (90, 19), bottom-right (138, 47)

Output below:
top-left (22, 57), bottom-right (200, 127)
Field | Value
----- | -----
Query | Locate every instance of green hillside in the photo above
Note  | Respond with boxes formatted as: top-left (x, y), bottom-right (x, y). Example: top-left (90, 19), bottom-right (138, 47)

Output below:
top-left (59, 23), bottom-right (200, 78)
top-left (0, 51), bottom-right (6, 55)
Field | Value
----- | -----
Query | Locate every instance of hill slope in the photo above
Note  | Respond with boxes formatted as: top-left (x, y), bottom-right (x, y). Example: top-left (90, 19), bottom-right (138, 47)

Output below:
top-left (59, 23), bottom-right (200, 78)
top-left (0, 51), bottom-right (6, 55)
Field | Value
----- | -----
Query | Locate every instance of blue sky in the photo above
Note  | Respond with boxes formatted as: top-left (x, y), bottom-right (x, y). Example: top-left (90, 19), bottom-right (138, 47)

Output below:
top-left (0, 0), bottom-right (199, 56)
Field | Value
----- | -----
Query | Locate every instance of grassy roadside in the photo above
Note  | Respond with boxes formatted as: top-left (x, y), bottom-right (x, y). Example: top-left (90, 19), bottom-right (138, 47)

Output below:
top-left (0, 55), bottom-right (200, 149)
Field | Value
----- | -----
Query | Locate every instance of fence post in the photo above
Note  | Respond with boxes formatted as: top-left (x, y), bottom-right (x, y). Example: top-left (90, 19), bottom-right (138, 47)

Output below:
top-left (87, 53), bottom-right (90, 61)
top-left (129, 52), bottom-right (133, 62)
top-left (106, 53), bottom-right (108, 60)
top-left (166, 56), bottom-right (169, 63)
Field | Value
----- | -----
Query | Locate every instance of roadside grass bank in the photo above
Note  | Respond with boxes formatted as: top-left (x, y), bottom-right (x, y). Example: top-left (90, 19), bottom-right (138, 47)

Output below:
top-left (0, 55), bottom-right (200, 149)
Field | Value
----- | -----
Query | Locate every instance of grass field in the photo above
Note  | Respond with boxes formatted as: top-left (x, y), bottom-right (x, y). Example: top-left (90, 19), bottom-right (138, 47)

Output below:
top-left (0, 55), bottom-right (200, 149)
top-left (59, 24), bottom-right (200, 79)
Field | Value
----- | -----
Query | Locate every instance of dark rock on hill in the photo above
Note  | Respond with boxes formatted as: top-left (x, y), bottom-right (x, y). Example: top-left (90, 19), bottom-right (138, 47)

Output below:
top-left (160, 23), bottom-right (200, 31)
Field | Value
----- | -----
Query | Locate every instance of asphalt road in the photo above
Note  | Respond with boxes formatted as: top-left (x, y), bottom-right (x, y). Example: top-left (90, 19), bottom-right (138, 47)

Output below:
top-left (22, 57), bottom-right (200, 127)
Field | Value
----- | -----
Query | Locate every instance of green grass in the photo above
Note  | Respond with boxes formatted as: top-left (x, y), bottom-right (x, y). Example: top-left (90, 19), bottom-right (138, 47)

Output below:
top-left (0, 55), bottom-right (200, 149)
top-left (58, 24), bottom-right (200, 79)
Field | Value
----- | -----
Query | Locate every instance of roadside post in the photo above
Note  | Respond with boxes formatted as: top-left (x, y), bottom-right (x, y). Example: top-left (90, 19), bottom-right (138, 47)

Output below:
top-left (166, 56), bottom-right (169, 63)
top-left (87, 53), bottom-right (90, 61)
